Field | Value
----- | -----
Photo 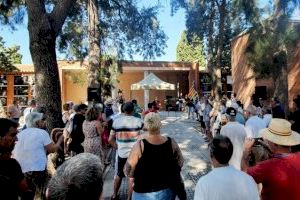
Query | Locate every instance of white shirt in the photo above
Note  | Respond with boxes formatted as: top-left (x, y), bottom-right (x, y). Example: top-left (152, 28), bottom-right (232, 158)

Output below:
top-left (13, 128), bottom-right (52, 173)
top-left (111, 115), bottom-right (143, 158)
top-left (220, 122), bottom-right (247, 170)
top-left (194, 166), bottom-right (259, 200)
top-left (23, 107), bottom-right (34, 119)
top-left (245, 116), bottom-right (267, 138)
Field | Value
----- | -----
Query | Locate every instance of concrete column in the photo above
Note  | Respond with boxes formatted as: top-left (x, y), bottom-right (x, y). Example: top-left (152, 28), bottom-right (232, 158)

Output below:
top-left (144, 71), bottom-right (149, 110)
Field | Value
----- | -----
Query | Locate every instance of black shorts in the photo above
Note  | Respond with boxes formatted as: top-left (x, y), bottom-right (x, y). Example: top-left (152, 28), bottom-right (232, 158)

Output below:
top-left (117, 156), bottom-right (127, 178)
top-left (200, 116), bottom-right (206, 128)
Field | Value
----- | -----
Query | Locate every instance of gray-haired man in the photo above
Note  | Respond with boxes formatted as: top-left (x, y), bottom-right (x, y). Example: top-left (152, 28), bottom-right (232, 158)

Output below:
top-left (46, 153), bottom-right (104, 200)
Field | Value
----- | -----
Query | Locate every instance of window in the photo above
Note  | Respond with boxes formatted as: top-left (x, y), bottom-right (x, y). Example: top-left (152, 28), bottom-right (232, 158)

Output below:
top-left (14, 75), bottom-right (32, 107)
top-left (200, 74), bottom-right (212, 96)
top-left (0, 75), bottom-right (7, 106)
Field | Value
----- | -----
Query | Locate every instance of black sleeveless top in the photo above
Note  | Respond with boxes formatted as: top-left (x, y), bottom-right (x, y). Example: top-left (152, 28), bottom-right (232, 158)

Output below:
top-left (133, 137), bottom-right (176, 193)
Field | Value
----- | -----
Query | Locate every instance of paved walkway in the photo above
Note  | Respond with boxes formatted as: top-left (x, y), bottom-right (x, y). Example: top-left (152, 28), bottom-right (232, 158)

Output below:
top-left (102, 111), bottom-right (211, 200)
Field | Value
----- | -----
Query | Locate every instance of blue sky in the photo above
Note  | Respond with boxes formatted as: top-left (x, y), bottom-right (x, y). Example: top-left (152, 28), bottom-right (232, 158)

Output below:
top-left (0, 0), bottom-right (299, 64)
top-left (0, 1), bottom-right (186, 64)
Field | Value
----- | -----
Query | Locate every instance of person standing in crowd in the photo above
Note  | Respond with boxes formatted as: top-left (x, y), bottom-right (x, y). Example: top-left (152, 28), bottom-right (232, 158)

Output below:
top-left (153, 97), bottom-right (161, 112)
top-left (178, 96), bottom-right (184, 111)
top-left (244, 105), bottom-right (266, 138)
top-left (262, 106), bottom-right (272, 127)
top-left (220, 107), bottom-right (247, 170)
top-left (203, 98), bottom-right (212, 139)
top-left (61, 103), bottom-right (71, 127)
top-left (7, 100), bottom-right (22, 123)
top-left (186, 98), bottom-right (195, 119)
top-left (109, 102), bottom-right (143, 200)
top-left (289, 95), bottom-right (300, 133)
top-left (210, 101), bottom-right (222, 136)
top-left (271, 97), bottom-right (285, 119)
top-left (232, 103), bottom-right (245, 125)
top-left (242, 118), bottom-right (300, 200)
top-left (0, 118), bottom-right (28, 200)
top-left (289, 95), bottom-right (300, 152)
top-left (195, 98), bottom-right (202, 121)
top-left (194, 135), bottom-right (259, 200)
top-left (142, 103), bottom-right (157, 117)
top-left (23, 100), bottom-right (37, 120)
top-left (83, 107), bottom-right (104, 162)
top-left (132, 99), bottom-right (142, 119)
top-left (13, 112), bottom-right (63, 200)
top-left (46, 153), bottom-right (104, 200)
top-left (68, 104), bottom-right (87, 156)
top-left (103, 97), bottom-right (114, 133)
top-left (124, 112), bottom-right (185, 200)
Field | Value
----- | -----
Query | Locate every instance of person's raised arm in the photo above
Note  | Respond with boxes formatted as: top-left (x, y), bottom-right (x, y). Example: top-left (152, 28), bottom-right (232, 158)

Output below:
top-left (45, 135), bottom-right (64, 153)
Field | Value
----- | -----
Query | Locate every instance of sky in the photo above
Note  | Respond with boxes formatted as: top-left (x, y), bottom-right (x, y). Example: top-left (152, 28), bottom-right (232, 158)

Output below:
top-left (0, 1), bottom-right (186, 64)
top-left (0, 0), bottom-right (299, 64)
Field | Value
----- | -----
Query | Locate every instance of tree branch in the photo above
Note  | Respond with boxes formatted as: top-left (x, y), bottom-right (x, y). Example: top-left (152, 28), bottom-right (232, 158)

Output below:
top-left (214, 0), bottom-right (220, 9)
top-left (49, 0), bottom-right (76, 37)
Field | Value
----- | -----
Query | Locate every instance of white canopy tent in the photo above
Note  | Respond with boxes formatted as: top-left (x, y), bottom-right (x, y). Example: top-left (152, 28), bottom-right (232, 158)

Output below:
top-left (131, 73), bottom-right (175, 109)
top-left (131, 73), bottom-right (175, 90)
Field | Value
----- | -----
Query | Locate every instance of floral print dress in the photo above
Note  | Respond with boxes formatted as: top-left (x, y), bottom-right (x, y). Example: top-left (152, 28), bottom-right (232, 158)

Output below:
top-left (83, 120), bottom-right (103, 162)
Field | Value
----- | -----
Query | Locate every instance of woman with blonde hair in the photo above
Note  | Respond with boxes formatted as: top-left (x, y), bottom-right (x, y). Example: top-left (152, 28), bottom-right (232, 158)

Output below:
top-left (82, 107), bottom-right (104, 162)
top-left (124, 112), bottom-right (185, 200)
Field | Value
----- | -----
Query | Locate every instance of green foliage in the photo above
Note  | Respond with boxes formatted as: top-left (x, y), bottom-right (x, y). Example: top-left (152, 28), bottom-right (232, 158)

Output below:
top-left (0, 1), bottom-right (167, 61)
top-left (171, 0), bottom-right (260, 76)
top-left (0, 36), bottom-right (21, 71)
top-left (98, 55), bottom-right (121, 96)
top-left (246, 0), bottom-right (300, 79)
top-left (57, 0), bottom-right (167, 61)
top-left (176, 31), bottom-right (206, 67)
top-left (65, 69), bottom-right (88, 85)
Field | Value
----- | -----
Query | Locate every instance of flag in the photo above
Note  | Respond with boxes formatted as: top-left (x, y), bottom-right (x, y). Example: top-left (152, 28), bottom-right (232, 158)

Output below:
top-left (188, 85), bottom-right (199, 100)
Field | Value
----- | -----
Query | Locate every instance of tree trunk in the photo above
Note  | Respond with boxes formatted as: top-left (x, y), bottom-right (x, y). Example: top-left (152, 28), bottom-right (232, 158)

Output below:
top-left (88, 0), bottom-right (101, 101)
top-left (272, 0), bottom-right (289, 114)
top-left (28, 13), bottom-right (63, 131)
top-left (207, 1), bottom-right (215, 96)
top-left (273, 63), bottom-right (288, 116)
top-left (26, 0), bottom-right (75, 131)
top-left (214, 0), bottom-right (226, 99)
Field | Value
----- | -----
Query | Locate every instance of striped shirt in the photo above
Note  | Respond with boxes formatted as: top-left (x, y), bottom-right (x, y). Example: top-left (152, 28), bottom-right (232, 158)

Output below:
top-left (111, 115), bottom-right (143, 158)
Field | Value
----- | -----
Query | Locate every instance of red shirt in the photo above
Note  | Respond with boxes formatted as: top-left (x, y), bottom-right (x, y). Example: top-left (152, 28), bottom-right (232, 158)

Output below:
top-left (247, 153), bottom-right (300, 200)
top-left (142, 108), bottom-right (157, 116)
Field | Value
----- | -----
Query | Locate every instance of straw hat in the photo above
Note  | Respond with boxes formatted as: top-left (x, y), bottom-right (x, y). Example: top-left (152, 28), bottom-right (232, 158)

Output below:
top-left (259, 118), bottom-right (300, 146)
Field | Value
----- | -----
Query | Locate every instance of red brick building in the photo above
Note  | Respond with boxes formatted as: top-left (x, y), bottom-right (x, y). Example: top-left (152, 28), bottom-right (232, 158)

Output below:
top-left (231, 33), bottom-right (300, 110)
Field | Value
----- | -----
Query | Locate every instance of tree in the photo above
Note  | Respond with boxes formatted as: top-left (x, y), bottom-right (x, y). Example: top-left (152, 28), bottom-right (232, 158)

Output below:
top-left (58, 1), bottom-right (167, 100)
top-left (176, 31), bottom-right (205, 68)
top-left (0, 36), bottom-right (22, 71)
top-left (246, 0), bottom-right (300, 113)
top-left (171, 0), bottom-right (260, 97)
top-left (0, 0), bottom-right (166, 131)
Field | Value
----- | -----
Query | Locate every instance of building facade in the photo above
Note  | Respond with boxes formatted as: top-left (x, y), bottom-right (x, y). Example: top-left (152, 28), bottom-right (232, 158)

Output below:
top-left (1, 61), bottom-right (211, 109)
top-left (231, 33), bottom-right (300, 110)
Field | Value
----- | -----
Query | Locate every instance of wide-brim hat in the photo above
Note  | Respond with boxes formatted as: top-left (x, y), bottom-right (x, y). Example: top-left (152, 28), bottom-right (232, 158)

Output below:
top-left (104, 97), bottom-right (113, 106)
top-left (259, 118), bottom-right (300, 146)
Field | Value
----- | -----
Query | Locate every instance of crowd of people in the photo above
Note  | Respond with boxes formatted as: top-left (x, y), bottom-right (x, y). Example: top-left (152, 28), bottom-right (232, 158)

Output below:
top-left (0, 92), bottom-right (300, 200)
